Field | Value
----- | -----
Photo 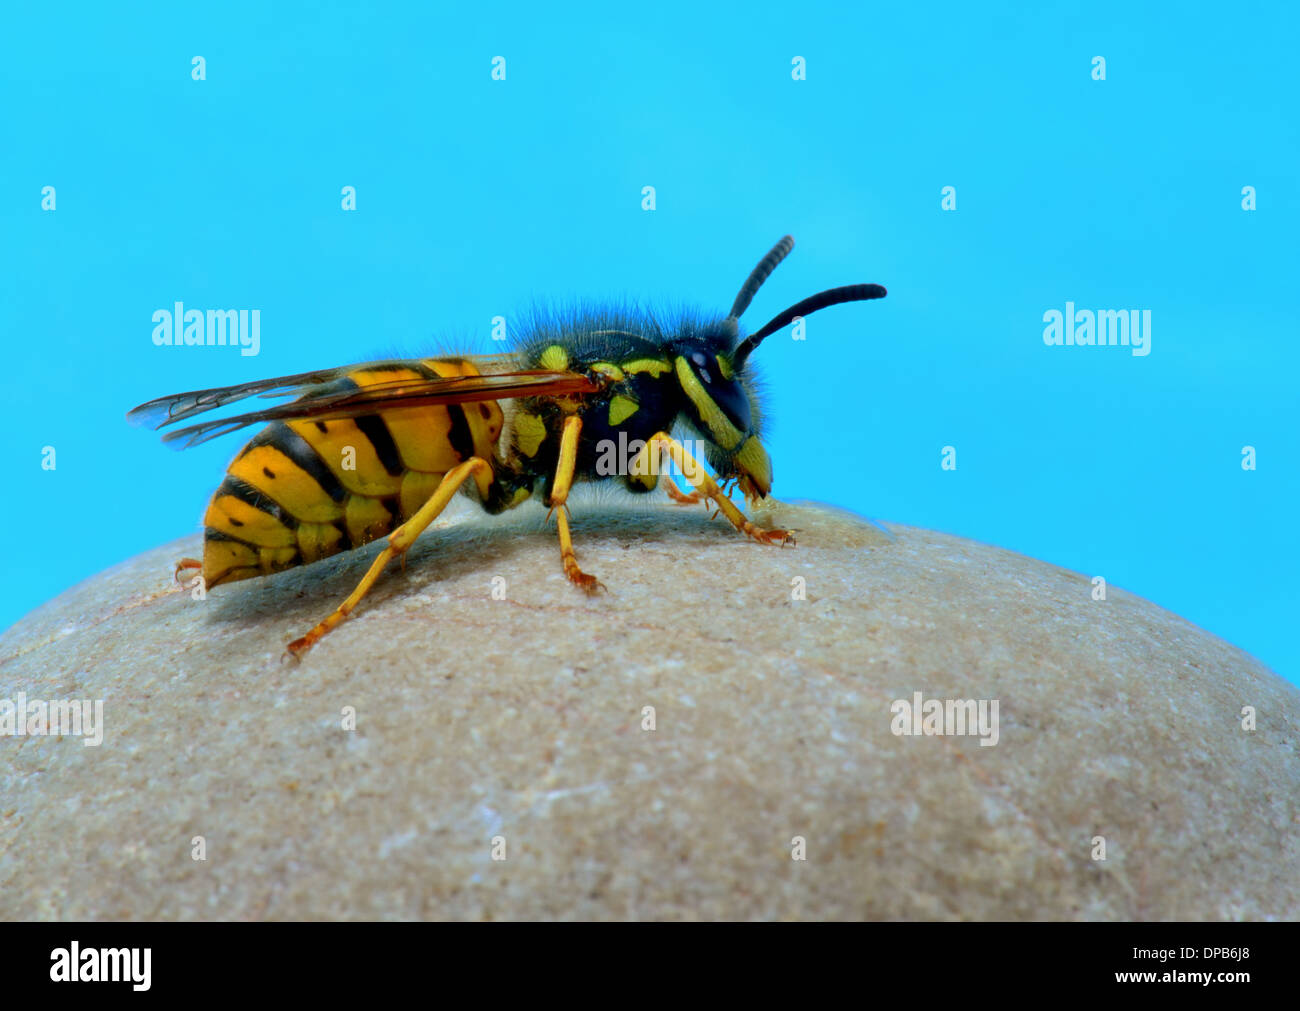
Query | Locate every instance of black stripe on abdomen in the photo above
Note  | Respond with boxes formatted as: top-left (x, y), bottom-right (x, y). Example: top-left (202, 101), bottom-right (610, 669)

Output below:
top-left (355, 414), bottom-right (405, 475)
top-left (446, 405), bottom-right (475, 462)
top-left (245, 421), bottom-right (347, 502)
top-left (215, 475), bottom-right (301, 530)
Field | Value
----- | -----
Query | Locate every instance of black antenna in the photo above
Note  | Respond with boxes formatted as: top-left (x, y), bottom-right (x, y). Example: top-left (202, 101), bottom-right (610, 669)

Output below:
top-left (728, 235), bottom-right (795, 321)
top-left (732, 281), bottom-right (887, 371)
top-left (725, 235), bottom-right (888, 370)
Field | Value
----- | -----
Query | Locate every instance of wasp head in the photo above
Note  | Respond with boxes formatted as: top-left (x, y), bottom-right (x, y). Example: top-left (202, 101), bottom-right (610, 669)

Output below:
top-left (667, 324), bottom-right (772, 501)
top-left (668, 235), bottom-right (886, 502)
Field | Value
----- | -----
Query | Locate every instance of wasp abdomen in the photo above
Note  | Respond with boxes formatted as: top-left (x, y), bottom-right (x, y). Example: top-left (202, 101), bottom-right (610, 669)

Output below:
top-left (198, 359), bottom-right (505, 587)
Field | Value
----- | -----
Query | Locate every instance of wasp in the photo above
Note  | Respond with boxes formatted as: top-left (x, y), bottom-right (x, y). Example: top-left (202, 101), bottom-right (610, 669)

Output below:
top-left (128, 236), bottom-right (887, 657)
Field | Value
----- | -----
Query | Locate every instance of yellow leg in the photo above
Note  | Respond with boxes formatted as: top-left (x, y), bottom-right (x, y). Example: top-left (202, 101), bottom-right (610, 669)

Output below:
top-left (663, 479), bottom-right (705, 506)
top-left (286, 457), bottom-right (491, 659)
top-left (547, 415), bottom-right (603, 593)
top-left (633, 432), bottom-right (794, 546)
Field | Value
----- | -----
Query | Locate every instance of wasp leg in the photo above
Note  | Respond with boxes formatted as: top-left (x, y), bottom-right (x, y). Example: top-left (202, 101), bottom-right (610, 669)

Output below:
top-left (634, 432), bottom-right (795, 547)
top-left (286, 457), bottom-right (492, 659)
top-left (547, 415), bottom-right (604, 594)
top-left (662, 479), bottom-right (706, 507)
top-left (174, 557), bottom-right (202, 585)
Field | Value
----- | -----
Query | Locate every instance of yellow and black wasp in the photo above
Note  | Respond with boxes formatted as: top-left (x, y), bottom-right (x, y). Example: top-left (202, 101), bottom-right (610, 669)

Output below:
top-left (128, 236), bottom-right (887, 657)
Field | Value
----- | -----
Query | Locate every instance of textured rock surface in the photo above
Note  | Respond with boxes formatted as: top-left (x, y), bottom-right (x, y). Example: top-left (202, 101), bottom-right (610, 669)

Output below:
top-left (0, 498), bottom-right (1296, 920)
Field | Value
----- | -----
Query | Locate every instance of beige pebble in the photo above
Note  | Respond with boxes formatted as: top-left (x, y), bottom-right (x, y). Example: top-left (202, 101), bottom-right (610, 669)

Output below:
top-left (0, 498), bottom-right (1295, 920)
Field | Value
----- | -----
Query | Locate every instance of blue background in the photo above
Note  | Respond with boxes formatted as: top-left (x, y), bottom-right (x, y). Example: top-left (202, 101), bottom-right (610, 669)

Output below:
top-left (2, 2), bottom-right (1296, 682)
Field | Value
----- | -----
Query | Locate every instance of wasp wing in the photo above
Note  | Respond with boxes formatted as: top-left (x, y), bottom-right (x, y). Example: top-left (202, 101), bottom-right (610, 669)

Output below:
top-left (126, 354), bottom-right (539, 430)
top-left (128, 363), bottom-right (369, 431)
top-left (129, 366), bottom-right (600, 450)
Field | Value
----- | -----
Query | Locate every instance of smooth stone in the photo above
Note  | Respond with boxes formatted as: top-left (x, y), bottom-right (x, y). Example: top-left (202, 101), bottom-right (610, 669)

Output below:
top-left (1, 498), bottom-right (1295, 920)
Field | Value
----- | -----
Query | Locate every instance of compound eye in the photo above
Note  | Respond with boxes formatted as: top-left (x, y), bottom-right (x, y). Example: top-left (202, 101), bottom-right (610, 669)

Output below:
top-left (689, 351), bottom-right (712, 382)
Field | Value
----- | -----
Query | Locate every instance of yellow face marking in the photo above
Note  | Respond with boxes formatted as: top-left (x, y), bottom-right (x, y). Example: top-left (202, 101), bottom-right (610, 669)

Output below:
top-left (539, 345), bottom-right (569, 371)
top-left (514, 412), bottom-right (547, 457)
top-left (622, 358), bottom-right (671, 377)
top-left (590, 362), bottom-right (625, 381)
top-left (674, 356), bottom-right (744, 451)
top-left (608, 394), bottom-right (639, 426)
top-left (715, 354), bottom-right (734, 380)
